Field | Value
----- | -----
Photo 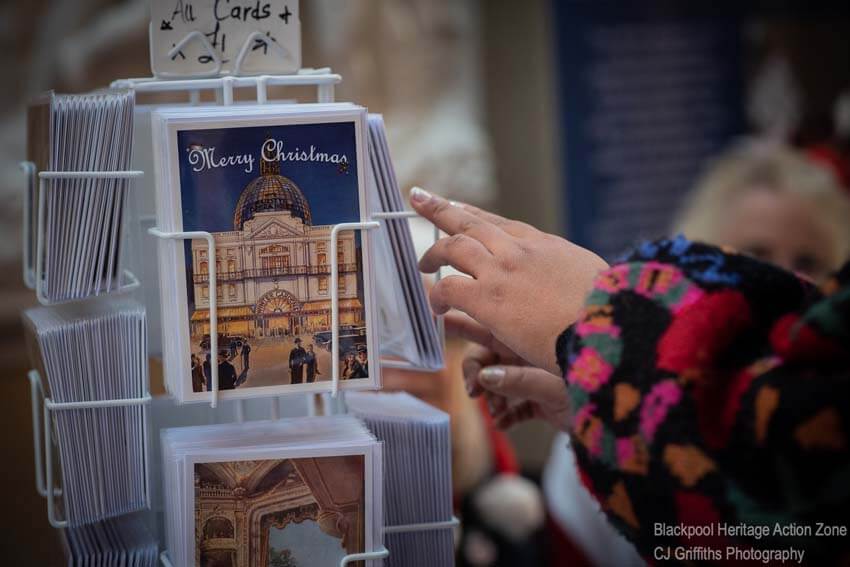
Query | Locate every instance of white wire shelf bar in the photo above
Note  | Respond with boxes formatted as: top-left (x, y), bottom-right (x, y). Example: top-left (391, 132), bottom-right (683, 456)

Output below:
top-left (20, 161), bottom-right (36, 288)
top-left (158, 515), bottom-right (460, 566)
top-left (21, 166), bottom-right (144, 305)
top-left (111, 69), bottom-right (341, 104)
top-left (159, 547), bottom-right (394, 567)
top-left (330, 221), bottom-right (380, 398)
top-left (27, 370), bottom-right (59, 499)
top-left (147, 227), bottom-right (221, 408)
top-left (382, 516), bottom-right (460, 535)
top-left (340, 546), bottom-right (390, 566)
top-left (26, 369), bottom-right (152, 529)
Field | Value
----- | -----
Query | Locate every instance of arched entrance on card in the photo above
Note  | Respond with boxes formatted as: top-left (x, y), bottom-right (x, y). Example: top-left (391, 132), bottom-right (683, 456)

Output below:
top-left (255, 288), bottom-right (303, 337)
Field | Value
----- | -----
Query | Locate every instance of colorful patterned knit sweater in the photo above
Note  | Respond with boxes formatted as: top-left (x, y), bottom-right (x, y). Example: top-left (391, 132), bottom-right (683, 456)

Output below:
top-left (556, 237), bottom-right (850, 565)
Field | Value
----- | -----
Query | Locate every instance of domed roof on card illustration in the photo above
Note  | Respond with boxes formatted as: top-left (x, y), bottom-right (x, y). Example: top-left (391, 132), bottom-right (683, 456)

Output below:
top-left (233, 156), bottom-right (312, 230)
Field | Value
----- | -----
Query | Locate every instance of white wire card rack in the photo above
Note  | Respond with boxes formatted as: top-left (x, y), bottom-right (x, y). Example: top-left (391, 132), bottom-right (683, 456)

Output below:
top-left (26, 369), bottom-right (152, 529)
top-left (20, 166), bottom-right (143, 305)
top-left (135, 69), bottom-right (445, 408)
top-left (23, 68), bottom-right (453, 566)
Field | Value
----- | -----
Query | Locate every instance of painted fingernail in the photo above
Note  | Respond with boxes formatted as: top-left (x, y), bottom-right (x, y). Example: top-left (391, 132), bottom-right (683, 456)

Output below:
top-left (479, 366), bottom-right (506, 386)
top-left (410, 186), bottom-right (433, 204)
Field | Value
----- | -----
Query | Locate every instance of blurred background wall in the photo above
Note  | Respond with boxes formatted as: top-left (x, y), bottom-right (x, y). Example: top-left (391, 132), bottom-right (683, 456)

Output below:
top-left (1, 1), bottom-right (849, 564)
top-left (551, 3), bottom-right (850, 260)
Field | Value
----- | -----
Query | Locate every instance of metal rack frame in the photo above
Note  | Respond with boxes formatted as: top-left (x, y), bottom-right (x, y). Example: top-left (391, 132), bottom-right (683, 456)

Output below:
top-left (24, 68), bottom-right (451, 566)
top-left (111, 69), bottom-right (340, 104)
top-left (20, 168), bottom-right (144, 305)
top-left (158, 516), bottom-right (460, 567)
top-left (139, 71), bottom-right (445, 408)
top-left (26, 369), bottom-right (152, 529)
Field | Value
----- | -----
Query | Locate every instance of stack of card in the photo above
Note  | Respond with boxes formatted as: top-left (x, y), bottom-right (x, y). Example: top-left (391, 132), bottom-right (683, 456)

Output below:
top-left (367, 115), bottom-right (444, 371)
top-left (22, 298), bottom-right (149, 526)
top-left (346, 392), bottom-right (454, 567)
top-left (25, 90), bottom-right (135, 303)
top-left (151, 103), bottom-right (381, 402)
top-left (161, 415), bottom-right (383, 566)
top-left (60, 512), bottom-right (158, 567)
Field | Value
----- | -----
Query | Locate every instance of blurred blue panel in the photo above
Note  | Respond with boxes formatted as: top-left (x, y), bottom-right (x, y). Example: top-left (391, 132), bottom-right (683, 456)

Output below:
top-left (552, 2), bottom-right (747, 259)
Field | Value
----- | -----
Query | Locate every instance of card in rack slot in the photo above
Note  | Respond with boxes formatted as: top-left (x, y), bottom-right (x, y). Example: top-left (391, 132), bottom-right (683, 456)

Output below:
top-left (160, 415), bottom-right (383, 567)
top-left (152, 103), bottom-right (381, 402)
top-left (24, 91), bottom-right (136, 304)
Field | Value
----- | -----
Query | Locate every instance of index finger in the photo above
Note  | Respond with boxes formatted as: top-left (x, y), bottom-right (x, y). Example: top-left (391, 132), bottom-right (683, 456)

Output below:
top-left (409, 187), bottom-right (511, 253)
top-left (461, 202), bottom-right (539, 239)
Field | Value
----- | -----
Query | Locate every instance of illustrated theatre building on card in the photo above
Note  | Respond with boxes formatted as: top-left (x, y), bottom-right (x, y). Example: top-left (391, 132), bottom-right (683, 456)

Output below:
top-left (189, 156), bottom-right (362, 339)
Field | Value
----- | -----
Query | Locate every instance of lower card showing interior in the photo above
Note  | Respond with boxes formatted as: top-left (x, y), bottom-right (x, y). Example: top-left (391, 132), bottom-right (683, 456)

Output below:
top-left (189, 448), bottom-right (373, 567)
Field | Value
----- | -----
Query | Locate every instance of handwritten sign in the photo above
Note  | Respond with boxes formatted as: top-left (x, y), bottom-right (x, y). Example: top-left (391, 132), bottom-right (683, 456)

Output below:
top-left (150, 0), bottom-right (301, 77)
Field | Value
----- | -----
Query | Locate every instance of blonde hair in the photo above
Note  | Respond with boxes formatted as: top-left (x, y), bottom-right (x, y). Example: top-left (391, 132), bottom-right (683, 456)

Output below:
top-left (674, 143), bottom-right (850, 268)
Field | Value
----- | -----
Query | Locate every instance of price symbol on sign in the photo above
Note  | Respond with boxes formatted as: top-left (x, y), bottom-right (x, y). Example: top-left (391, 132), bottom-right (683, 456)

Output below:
top-left (279, 5), bottom-right (293, 23)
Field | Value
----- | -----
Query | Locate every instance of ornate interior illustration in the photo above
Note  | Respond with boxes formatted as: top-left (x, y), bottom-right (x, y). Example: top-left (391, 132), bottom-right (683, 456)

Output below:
top-left (194, 455), bottom-right (366, 567)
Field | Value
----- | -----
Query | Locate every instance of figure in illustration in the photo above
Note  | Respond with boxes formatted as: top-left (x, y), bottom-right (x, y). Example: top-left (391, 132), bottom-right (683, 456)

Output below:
top-left (191, 353), bottom-right (206, 392)
top-left (241, 341), bottom-right (252, 370)
top-left (289, 338), bottom-right (306, 384)
top-left (349, 346), bottom-right (369, 379)
top-left (204, 350), bottom-right (238, 390)
top-left (341, 351), bottom-right (356, 380)
top-left (304, 344), bottom-right (320, 383)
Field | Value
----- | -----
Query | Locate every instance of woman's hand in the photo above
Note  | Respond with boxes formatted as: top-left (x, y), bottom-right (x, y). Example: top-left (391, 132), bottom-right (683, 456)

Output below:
top-left (411, 187), bottom-right (608, 374)
top-left (449, 313), bottom-right (572, 431)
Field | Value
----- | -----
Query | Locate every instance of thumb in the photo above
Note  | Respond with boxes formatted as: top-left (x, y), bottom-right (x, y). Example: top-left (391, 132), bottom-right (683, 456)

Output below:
top-left (477, 365), bottom-right (566, 405)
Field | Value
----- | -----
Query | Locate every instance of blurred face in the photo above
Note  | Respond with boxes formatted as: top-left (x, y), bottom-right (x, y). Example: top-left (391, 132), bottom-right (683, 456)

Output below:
top-left (717, 187), bottom-right (837, 282)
